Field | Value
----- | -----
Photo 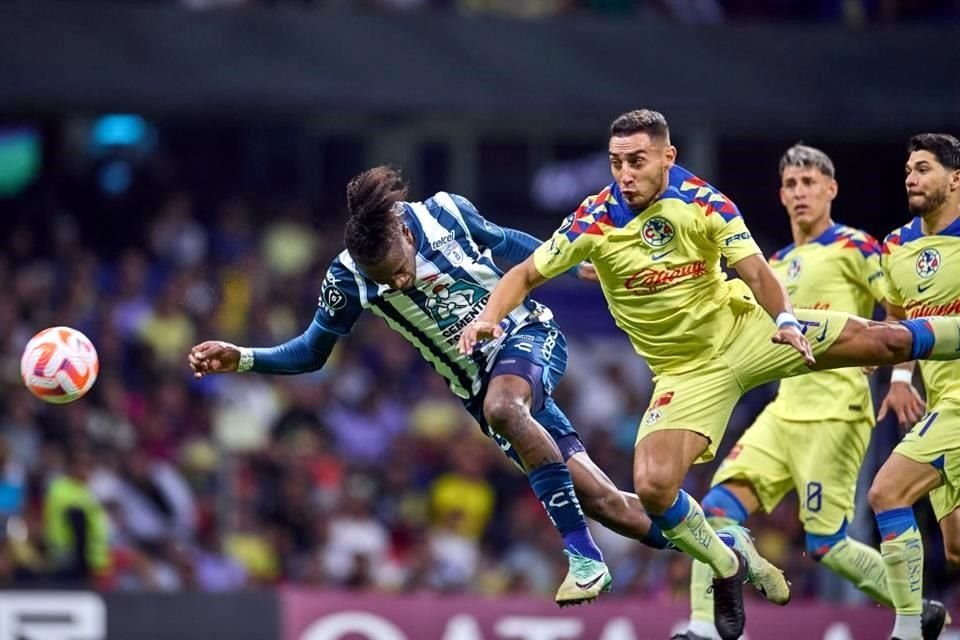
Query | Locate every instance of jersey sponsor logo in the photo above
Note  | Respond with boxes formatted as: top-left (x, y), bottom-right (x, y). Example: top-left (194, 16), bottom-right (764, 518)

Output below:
top-left (641, 216), bottom-right (675, 247)
top-left (624, 261), bottom-right (707, 294)
top-left (431, 234), bottom-right (465, 266)
top-left (556, 213), bottom-right (575, 235)
top-left (916, 248), bottom-right (941, 278)
top-left (416, 279), bottom-right (491, 342)
top-left (905, 298), bottom-right (960, 318)
top-left (724, 231), bottom-right (752, 246)
top-left (318, 271), bottom-right (347, 314)
top-left (429, 232), bottom-right (456, 250)
top-left (786, 257), bottom-right (802, 282)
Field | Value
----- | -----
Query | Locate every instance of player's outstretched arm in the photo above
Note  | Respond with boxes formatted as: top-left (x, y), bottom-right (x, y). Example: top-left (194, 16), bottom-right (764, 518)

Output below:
top-left (458, 256), bottom-right (548, 354)
top-left (189, 319), bottom-right (339, 378)
top-left (876, 301), bottom-right (926, 426)
top-left (733, 254), bottom-right (815, 366)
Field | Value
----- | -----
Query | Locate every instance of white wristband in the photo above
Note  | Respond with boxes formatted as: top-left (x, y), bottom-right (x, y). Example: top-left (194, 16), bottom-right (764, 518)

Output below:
top-left (237, 347), bottom-right (254, 372)
top-left (890, 368), bottom-right (913, 385)
top-left (775, 312), bottom-right (800, 329)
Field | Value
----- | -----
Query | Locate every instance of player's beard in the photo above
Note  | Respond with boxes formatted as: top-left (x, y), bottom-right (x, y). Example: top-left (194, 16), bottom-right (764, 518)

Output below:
top-left (908, 183), bottom-right (948, 216)
top-left (627, 170), bottom-right (668, 211)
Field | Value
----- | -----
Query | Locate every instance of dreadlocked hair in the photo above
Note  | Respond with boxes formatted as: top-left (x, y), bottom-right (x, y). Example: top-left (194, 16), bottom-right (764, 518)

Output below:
top-left (344, 165), bottom-right (410, 265)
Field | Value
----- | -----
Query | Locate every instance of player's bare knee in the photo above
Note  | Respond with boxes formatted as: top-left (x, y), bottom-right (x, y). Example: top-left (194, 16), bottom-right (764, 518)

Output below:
top-left (634, 470), bottom-right (681, 514)
top-left (867, 477), bottom-right (904, 513)
top-left (482, 394), bottom-right (528, 438)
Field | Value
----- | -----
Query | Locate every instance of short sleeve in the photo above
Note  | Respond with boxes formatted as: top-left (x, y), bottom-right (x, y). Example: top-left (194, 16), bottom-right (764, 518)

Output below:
top-left (859, 234), bottom-right (888, 303)
top-left (533, 204), bottom-right (599, 279)
top-left (706, 205), bottom-right (763, 266)
top-left (881, 249), bottom-right (904, 308)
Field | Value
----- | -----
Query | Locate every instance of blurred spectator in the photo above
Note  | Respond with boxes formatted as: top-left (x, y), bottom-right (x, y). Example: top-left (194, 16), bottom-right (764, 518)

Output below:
top-left (43, 444), bottom-right (111, 583)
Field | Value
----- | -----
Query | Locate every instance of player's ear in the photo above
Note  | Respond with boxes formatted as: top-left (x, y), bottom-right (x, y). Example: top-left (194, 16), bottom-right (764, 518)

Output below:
top-left (664, 144), bottom-right (677, 166)
top-left (950, 168), bottom-right (960, 192)
top-left (827, 178), bottom-right (838, 201)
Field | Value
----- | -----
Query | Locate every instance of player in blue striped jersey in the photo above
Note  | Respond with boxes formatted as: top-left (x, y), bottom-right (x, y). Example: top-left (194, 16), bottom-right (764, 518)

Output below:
top-left (189, 165), bottom-right (671, 606)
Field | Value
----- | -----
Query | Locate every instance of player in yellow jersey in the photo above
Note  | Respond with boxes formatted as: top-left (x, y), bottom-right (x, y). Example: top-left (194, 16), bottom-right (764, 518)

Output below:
top-left (459, 110), bottom-right (960, 640)
top-left (868, 133), bottom-right (960, 640)
top-left (678, 145), bottom-right (947, 640)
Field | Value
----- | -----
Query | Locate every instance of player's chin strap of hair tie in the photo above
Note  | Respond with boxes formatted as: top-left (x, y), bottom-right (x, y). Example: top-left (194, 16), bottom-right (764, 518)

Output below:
top-left (237, 347), bottom-right (255, 372)
top-left (775, 311), bottom-right (802, 332)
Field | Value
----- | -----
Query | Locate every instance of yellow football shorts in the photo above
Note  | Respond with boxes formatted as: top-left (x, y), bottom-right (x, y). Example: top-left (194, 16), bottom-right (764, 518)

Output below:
top-left (711, 404), bottom-right (873, 534)
top-left (637, 305), bottom-right (850, 462)
top-left (893, 396), bottom-right (960, 521)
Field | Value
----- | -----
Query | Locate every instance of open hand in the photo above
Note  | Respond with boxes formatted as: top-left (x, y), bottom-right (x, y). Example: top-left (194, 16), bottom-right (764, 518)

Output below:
top-left (577, 262), bottom-right (599, 283)
top-left (458, 320), bottom-right (503, 355)
top-left (877, 382), bottom-right (926, 427)
top-left (188, 341), bottom-right (241, 378)
top-left (772, 326), bottom-right (815, 367)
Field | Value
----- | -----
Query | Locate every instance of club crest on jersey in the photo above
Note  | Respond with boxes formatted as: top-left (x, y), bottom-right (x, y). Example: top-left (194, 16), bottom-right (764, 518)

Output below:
top-left (642, 217), bottom-right (675, 248)
top-left (430, 233), bottom-right (465, 267)
top-left (786, 257), bottom-right (802, 282)
top-left (319, 271), bottom-right (347, 314)
top-left (916, 248), bottom-right (941, 278)
top-left (416, 279), bottom-right (490, 337)
top-left (644, 409), bottom-right (663, 426)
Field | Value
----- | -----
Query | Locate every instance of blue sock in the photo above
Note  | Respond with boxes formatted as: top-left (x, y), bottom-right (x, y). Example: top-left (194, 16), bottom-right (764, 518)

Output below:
top-left (649, 490), bottom-right (691, 531)
top-left (876, 507), bottom-right (918, 540)
top-left (528, 462), bottom-right (603, 562)
top-left (702, 485), bottom-right (749, 524)
top-left (642, 520), bottom-right (676, 550)
top-left (900, 318), bottom-right (935, 360)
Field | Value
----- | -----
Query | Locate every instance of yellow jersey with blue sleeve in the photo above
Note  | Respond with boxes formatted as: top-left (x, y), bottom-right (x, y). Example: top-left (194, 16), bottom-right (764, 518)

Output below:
top-left (533, 164), bottom-right (763, 375)
top-left (882, 216), bottom-right (960, 405)
top-left (766, 224), bottom-right (886, 423)
top-left (882, 216), bottom-right (960, 520)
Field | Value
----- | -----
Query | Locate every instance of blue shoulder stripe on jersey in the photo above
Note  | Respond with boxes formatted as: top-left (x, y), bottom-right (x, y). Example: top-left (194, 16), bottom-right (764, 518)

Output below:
top-left (770, 242), bottom-right (795, 263)
top-left (942, 216), bottom-right (960, 237)
top-left (372, 298), bottom-right (475, 396)
top-left (885, 215), bottom-right (960, 248)
top-left (657, 165), bottom-right (741, 222)
top-left (772, 224), bottom-right (880, 261)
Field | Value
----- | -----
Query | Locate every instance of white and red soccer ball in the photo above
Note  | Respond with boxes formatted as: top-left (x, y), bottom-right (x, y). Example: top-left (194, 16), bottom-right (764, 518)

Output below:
top-left (20, 326), bottom-right (99, 404)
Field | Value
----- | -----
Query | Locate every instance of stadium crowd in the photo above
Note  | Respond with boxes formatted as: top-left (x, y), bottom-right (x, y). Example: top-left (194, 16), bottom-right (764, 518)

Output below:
top-left (0, 150), bottom-right (956, 611)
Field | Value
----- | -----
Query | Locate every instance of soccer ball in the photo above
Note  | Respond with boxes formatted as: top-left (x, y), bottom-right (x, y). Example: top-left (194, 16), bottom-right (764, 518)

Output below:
top-left (20, 326), bottom-right (99, 404)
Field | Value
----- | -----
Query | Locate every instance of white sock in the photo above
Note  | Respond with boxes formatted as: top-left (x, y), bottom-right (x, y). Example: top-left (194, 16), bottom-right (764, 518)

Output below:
top-left (891, 613), bottom-right (921, 640)
top-left (688, 619), bottom-right (721, 640)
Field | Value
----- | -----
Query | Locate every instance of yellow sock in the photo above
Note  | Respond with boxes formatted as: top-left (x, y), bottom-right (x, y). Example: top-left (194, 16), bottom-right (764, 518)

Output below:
top-left (820, 537), bottom-right (893, 609)
top-left (876, 509), bottom-right (923, 616)
top-left (653, 492), bottom-right (739, 578)
top-left (690, 516), bottom-right (736, 625)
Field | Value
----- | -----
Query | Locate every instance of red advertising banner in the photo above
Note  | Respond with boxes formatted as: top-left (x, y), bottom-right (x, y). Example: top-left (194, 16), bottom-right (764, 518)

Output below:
top-left (283, 588), bottom-right (959, 640)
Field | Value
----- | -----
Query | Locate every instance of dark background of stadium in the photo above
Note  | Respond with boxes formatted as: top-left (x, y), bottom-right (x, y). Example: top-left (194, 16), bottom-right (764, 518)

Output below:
top-left (0, 0), bottom-right (958, 630)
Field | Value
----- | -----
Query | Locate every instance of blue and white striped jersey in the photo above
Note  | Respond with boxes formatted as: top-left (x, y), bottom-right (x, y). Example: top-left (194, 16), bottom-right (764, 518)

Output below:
top-left (316, 192), bottom-right (552, 401)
